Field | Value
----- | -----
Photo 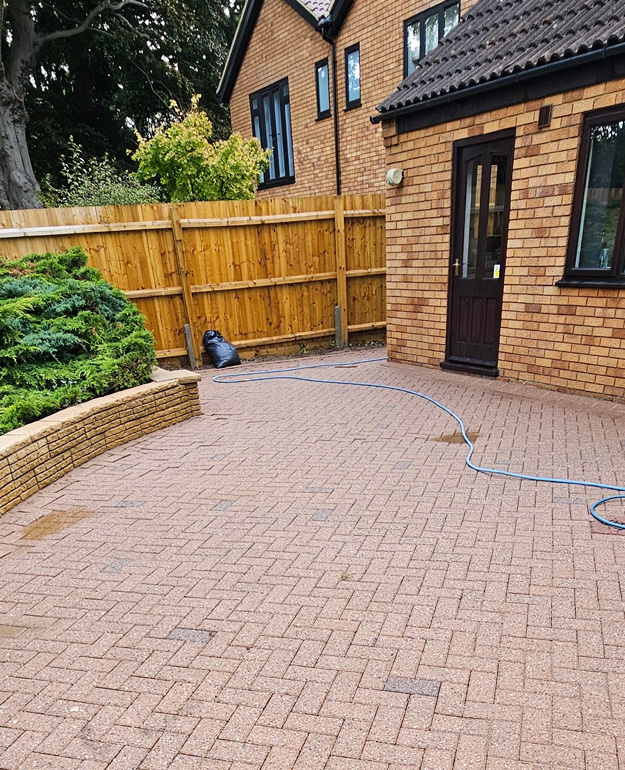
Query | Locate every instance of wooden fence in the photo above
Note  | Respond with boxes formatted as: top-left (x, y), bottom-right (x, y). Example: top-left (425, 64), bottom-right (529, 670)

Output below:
top-left (0, 194), bottom-right (385, 365)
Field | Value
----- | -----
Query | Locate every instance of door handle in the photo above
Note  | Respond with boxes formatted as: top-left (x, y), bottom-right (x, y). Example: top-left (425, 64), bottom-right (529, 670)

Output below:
top-left (453, 260), bottom-right (460, 276)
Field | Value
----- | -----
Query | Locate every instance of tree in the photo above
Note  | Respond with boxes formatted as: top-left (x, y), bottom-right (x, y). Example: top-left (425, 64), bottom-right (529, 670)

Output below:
top-left (133, 97), bottom-right (270, 201)
top-left (0, 1), bottom-right (242, 210)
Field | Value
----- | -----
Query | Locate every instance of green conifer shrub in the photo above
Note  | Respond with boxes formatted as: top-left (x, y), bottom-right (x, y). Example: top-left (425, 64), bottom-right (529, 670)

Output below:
top-left (0, 247), bottom-right (156, 435)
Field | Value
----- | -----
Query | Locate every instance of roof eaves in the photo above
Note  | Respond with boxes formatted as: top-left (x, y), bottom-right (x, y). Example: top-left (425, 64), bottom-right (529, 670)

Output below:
top-left (283, 0), bottom-right (320, 27)
top-left (371, 38), bottom-right (625, 124)
top-left (217, 0), bottom-right (324, 104)
top-left (325, 0), bottom-right (354, 36)
top-left (217, 0), bottom-right (262, 104)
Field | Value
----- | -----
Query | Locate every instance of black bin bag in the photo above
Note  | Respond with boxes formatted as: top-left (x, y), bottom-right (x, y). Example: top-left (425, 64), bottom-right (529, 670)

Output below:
top-left (202, 330), bottom-right (241, 369)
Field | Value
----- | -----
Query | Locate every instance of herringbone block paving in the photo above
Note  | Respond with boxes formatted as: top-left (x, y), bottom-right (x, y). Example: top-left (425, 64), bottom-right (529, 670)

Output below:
top-left (1, 349), bottom-right (625, 769)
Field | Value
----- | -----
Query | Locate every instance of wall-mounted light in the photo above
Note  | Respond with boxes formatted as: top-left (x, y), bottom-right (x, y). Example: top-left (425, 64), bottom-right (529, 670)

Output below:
top-left (385, 168), bottom-right (404, 186)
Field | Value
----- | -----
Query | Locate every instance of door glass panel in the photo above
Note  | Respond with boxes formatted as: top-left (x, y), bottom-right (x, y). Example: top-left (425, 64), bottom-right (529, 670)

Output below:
top-left (425, 14), bottom-right (438, 54)
top-left (461, 159), bottom-right (482, 279)
top-left (575, 119), bottom-right (625, 269)
top-left (406, 20), bottom-right (420, 74)
top-left (444, 3), bottom-right (460, 35)
top-left (484, 155), bottom-right (508, 279)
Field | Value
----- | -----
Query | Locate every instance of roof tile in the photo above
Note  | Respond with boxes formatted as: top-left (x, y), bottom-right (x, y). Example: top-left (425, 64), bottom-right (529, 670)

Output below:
top-left (377, 0), bottom-right (625, 115)
top-left (299, 0), bottom-right (331, 18)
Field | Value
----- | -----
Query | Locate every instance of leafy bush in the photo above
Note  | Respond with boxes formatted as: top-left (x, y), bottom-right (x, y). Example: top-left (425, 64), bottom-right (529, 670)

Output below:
top-left (0, 247), bottom-right (157, 435)
top-left (41, 139), bottom-right (161, 207)
top-left (133, 96), bottom-right (270, 202)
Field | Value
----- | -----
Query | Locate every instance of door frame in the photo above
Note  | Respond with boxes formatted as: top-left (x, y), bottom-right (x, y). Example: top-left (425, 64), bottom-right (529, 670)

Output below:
top-left (443, 128), bottom-right (516, 376)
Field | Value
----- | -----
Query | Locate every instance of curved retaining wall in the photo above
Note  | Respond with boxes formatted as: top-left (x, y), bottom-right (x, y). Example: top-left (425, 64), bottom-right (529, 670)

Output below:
top-left (0, 368), bottom-right (202, 516)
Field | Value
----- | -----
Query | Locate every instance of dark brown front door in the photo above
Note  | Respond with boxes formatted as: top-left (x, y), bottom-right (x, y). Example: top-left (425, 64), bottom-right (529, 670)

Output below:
top-left (446, 133), bottom-right (515, 373)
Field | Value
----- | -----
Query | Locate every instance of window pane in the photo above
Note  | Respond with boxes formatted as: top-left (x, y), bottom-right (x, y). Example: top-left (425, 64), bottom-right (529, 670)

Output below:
top-left (262, 94), bottom-right (275, 180)
top-left (425, 14), bottom-right (438, 54)
top-left (347, 49), bottom-right (360, 103)
top-left (444, 3), bottom-right (460, 35)
top-left (317, 63), bottom-right (330, 114)
top-left (285, 103), bottom-right (294, 177)
top-left (273, 91), bottom-right (285, 178)
top-left (485, 155), bottom-right (508, 278)
top-left (406, 21), bottom-right (420, 74)
top-left (252, 114), bottom-right (264, 182)
top-left (575, 120), bottom-right (625, 269)
top-left (462, 159), bottom-right (482, 279)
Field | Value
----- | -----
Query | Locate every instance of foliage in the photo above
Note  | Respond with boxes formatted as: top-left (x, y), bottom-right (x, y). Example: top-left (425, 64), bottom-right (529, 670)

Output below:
top-left (40, 139), bottom-right (161, 208)
top-left (26, 1), bottom-right (243, 190)
top-left (0, 247), bottom-right (156, 435)
top-left (133, 97), bottom-right (270, 202)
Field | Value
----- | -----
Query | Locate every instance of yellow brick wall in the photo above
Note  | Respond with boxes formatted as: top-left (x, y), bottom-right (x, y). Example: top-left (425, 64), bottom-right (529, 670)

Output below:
top-left (229, 0), bottom-right (334, 197)
top-left (228, 0), bottom-right (481, 198)
top-left (384, 78), bottom-right (625, 400)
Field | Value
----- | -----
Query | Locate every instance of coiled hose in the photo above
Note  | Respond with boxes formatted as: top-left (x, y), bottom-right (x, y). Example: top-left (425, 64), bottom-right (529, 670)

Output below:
top-left (214, 357), bottom-right (625, 530)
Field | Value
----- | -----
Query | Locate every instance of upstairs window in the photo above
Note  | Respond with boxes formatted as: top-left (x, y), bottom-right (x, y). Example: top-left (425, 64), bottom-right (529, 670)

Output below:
top-left (250, 78), bottom-right (295, 189)
top-left (564, 106), bottom-right (625, 283)
top-left (316, 59), bottom-right (331, 120)
top-left (345, 44), bottom-right (361, 110)
top-left (404, 0), bottom-right (460, 77)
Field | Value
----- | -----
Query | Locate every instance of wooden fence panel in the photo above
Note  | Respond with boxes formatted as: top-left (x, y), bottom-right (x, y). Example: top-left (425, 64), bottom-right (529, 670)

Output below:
top-left (0, 195), bottom-right (385, 363)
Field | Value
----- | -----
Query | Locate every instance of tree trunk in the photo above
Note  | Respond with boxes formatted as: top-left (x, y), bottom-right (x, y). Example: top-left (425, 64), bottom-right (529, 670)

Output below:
top-left (0, 81), bottom-right (41, 209)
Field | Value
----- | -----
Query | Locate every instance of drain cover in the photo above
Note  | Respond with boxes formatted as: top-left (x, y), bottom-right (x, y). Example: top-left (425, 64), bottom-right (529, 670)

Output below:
top-left (167, 628), bottom-right (216, 644)
top-left (384, 677), bottom-right (441, 696)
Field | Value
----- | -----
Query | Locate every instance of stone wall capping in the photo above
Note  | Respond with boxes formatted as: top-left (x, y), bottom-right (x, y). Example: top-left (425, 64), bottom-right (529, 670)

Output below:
top-left (150, 367), bottom-right (202, 385)
top-left (0, 367), bottom-right (202, 516)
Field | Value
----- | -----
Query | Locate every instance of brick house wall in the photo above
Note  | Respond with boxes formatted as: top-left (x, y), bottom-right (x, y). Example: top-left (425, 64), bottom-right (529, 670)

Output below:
top-left (229, 0), bottom-right (333, 197)
top-left (228, 0), bottom-right (480, 198)
top-left (384, 78), bottom-right (625, 400)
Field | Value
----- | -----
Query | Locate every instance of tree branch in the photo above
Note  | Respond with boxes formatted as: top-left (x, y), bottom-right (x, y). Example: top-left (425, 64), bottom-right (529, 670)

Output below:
top-left (6, 0), bottom-right (37, 89)
top-left (36, 0), bottom-right (148, 48)
top-left (130, 59), bottom-right (175, 111)
top-left (113, 11), bottom-right (151, 40)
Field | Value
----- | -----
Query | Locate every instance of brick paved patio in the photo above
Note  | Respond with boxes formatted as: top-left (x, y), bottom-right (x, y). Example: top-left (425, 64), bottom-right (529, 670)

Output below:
top-left (1, 349), bottom-right (625, 770)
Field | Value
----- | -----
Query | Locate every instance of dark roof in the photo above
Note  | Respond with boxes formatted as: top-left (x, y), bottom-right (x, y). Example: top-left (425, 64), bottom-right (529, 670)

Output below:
top-left (376, 0), bottom-right (625, 119)
top-left (217, 0), bottom-right (353, 103)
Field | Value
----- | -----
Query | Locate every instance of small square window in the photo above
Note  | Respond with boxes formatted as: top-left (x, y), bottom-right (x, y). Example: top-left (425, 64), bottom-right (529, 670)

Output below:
top-left (316, 59), bottom-right (331, 120)
top-left (404, 1), bottom-right (460, 77)
top-left (564, 106), bottom-right (625, 283)
top-left (345, 43), bottom-right (361, 110)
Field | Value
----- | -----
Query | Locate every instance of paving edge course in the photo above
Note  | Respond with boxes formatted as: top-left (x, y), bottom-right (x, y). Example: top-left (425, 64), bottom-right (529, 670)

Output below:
top-left (0, 367), bottom-right (202, 516)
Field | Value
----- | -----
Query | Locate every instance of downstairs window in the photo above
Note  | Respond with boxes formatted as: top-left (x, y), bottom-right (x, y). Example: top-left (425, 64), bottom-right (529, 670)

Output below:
top-left (250, 78), bottom-right (295, 189)
top-left (564, 106), bottom-right (625, 283)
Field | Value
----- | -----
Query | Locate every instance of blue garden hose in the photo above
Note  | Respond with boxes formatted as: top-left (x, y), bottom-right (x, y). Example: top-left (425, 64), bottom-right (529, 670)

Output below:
top-left (214, 357), bottom-right (625, 530)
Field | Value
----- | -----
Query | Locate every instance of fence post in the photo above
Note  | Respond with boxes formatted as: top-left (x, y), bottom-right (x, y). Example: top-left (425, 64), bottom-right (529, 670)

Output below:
top-left (334, 196), bottom-right (348, 347)
top-left (170, 207), bottom-right (202, 368)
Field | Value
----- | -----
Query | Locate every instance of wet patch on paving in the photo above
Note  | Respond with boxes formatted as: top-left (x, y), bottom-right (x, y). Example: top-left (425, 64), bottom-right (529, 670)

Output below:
top-left (433, 430), bottom-right (479, 444)
top-left (20, 507), bottom-right (94, 540)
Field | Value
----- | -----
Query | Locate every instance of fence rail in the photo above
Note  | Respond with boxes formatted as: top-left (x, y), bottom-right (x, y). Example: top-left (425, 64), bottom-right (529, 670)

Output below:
top-left (0, 194), bottom-right (386, 364)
